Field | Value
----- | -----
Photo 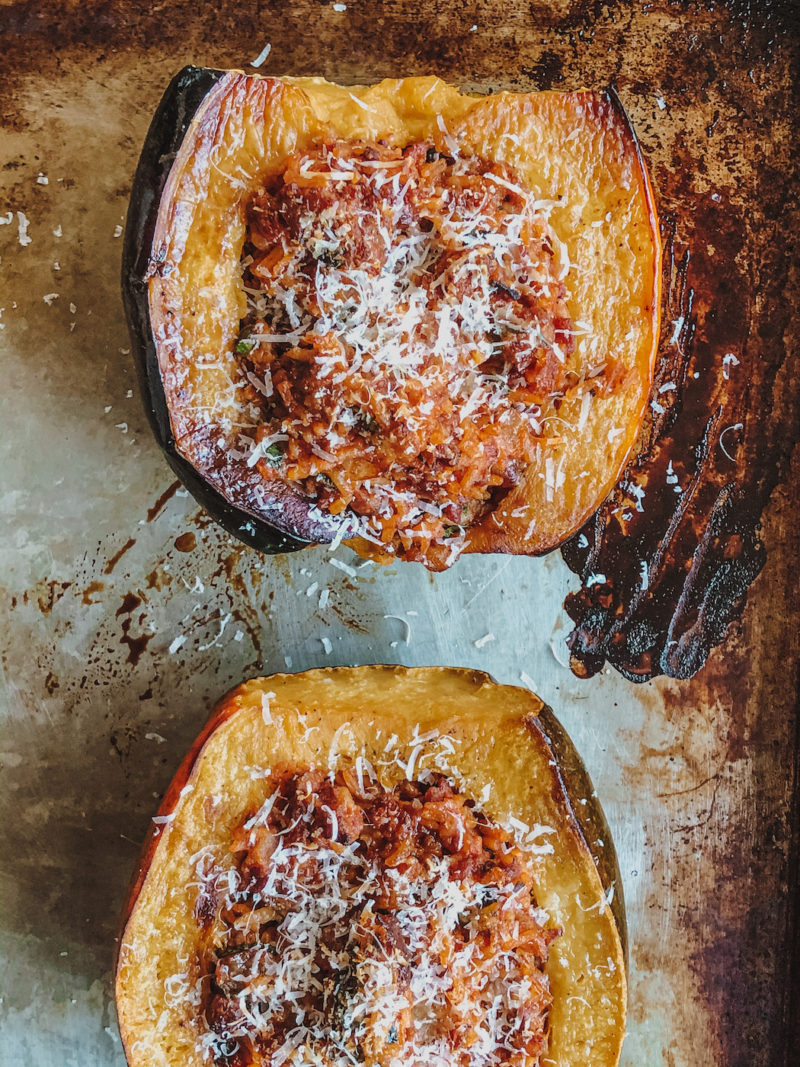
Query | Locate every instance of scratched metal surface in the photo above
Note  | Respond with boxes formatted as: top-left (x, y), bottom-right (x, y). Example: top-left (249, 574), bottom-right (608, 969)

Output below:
top-left (1, 2), bottom-right (798, 1065)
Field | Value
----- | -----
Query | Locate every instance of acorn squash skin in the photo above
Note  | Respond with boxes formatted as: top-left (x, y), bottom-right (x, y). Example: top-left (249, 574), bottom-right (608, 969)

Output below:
top-left (115, 666), bottom-right (627, 1067)
top-left (122, 66), bottom-right (307, 555)
top-left (124, 67), bottom-right (660, 566)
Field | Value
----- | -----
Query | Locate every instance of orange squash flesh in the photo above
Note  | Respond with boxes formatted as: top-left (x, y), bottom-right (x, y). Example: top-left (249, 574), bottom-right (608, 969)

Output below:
top-left (115, 666), bottom-right (627, 1066)
top-left (144, 72), bottom-right (660, 568)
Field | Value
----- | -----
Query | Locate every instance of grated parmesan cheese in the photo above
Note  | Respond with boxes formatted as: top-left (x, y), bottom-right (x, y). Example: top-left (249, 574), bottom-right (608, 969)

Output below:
top-left (250, 42), bottom-right (272, 67)
top-left (221, 136), bottom-right (594, 565)
top-left (189, 766), bottom-right (558, 1065)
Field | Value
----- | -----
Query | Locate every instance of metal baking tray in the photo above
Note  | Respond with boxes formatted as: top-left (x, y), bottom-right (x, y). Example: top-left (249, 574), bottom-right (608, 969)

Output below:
top-left (1, 2), bottom-right (797, 1063)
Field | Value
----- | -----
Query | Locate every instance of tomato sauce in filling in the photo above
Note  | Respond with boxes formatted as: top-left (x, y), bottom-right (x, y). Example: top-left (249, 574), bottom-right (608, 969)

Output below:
top-left (235, 139), bottom-right (576, 563)
top-left (195, 768), bottom-right (559, 1066)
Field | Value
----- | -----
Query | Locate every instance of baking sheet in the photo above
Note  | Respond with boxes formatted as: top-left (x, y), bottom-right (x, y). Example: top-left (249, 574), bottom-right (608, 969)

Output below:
top-left (1, 2), bottom-right (798, 1064)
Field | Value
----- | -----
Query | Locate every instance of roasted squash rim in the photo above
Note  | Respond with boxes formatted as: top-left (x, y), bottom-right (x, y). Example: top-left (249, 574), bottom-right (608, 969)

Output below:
top-left (123, 67), bottom-right (661, 564)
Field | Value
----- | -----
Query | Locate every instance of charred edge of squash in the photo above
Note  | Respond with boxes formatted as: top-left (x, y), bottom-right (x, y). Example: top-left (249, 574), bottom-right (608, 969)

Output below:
top-left (606, 83), bottom-right (661, 232)
top-left (115, 685), bottom-right (227, 969)
top-left (531, 704), bottom-right (628, 970)
top-left (593, 83), bottom-right (662, 522)
top-left (122, 65), bottom-right (309, 556)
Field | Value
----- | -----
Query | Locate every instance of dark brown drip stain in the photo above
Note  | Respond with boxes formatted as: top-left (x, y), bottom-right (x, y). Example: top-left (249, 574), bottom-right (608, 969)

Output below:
top-left (203, 545), bottom-right (251, 598)
top-left (81, 580), bottom-right (105, 605)
top-left (145, 479), bottom-right (181, 523)
top-left (115, 591), bottom-right (142, 617)
top-left (115, 591), bottom-right (151, 665)
top-left (520, 50), bottom-right (565, 86)
top-left (120, 626), bottom-right (151, 667)
top-left (190, 508), bottom-right (218, 530)
top-left (330, 600), bottom-right (370, 635)
top-left (223, 550), bottom-right (249, 592)
top-left (29, 579), bottom-right (73, 615)
top-left (145, 565), bottom-right (170, 590)
top-left (103, 536), bottom-right (136, 575)
top-left (174, 531), bottom-right (196, 552)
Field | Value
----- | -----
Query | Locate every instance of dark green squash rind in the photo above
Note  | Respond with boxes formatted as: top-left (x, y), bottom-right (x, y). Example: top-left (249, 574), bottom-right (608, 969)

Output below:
top-left (122, 65), bottom-right (308, 555)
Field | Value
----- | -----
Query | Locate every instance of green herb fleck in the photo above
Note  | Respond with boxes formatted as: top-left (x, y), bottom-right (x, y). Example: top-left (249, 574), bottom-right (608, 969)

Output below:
top-left (235, 339), bottom-right (255, 355)
top-left (264, 443), bottom-right (284, 468)
top-left (310, 239), bottom-right (343, 267)
top-left (442, 524), bottom-right (462, 539)
top-left (332, 963), bottom-right (359, 1031)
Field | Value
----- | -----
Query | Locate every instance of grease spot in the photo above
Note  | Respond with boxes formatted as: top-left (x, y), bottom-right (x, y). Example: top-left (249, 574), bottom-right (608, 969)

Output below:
top-left (104, 537), bottom-right (136, 575)
top-left (174, 532), bottom-right (196, 552)
top-left (146, 479), bottom-right (181, 522)
top-left (81, 580), bottom-right (105, 604)
top-left (113, 591), bottom-right (151, 665)
top-left (115, 592), bottom-right (142, 617)
top-left (31, 579), bottom-right (72, 615)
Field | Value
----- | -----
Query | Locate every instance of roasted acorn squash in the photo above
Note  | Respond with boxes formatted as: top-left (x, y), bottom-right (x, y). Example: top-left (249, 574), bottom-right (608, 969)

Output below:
top-left (115, 666), bottom-right (626, 1066)
top-left (124, 68), bottom-right (660, 567)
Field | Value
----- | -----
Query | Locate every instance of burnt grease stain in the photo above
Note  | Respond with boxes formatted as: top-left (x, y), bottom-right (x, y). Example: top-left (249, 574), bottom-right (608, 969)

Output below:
top-left (81, 580), bottom-right (105, 605)
top-left (145, 565), bottom-right (172, 591)
top-left (103, 537), bottom-right (136, 575)
top-left (561, 51), bottom-right (799, 684)
top-left (145, 479), bottom-right (181, 523)
top-left (174, 532), bottom-right (196, 552)
top-left (115, 592), bottom-right (142, 617)
top-left (115, 591), bottom-right (152, 666)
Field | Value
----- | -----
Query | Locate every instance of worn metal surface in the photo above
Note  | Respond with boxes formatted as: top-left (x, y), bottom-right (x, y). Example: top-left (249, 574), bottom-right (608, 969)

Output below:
top-left (1, 2), bottom-right (798, 1065)
top-left (561, 3), bottom-right (800, 682)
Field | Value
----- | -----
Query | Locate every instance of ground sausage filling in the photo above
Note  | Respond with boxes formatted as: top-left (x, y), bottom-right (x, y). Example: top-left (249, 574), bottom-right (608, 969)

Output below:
top-left (195, 768), bottom-right (559, 1066)
top-left (235, 139), bottom-right (576, 565)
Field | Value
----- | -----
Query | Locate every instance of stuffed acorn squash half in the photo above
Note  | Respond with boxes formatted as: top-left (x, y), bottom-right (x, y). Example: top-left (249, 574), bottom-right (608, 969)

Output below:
top-left (115, 666), bottom-right (626, 1067)
top-left (124, 69), bottom-right (660, 568)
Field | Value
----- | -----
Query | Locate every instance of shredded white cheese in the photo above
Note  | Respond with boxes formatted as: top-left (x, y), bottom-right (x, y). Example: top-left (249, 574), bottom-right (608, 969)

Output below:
top-left (250, 42), bottom-right (272, 67)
